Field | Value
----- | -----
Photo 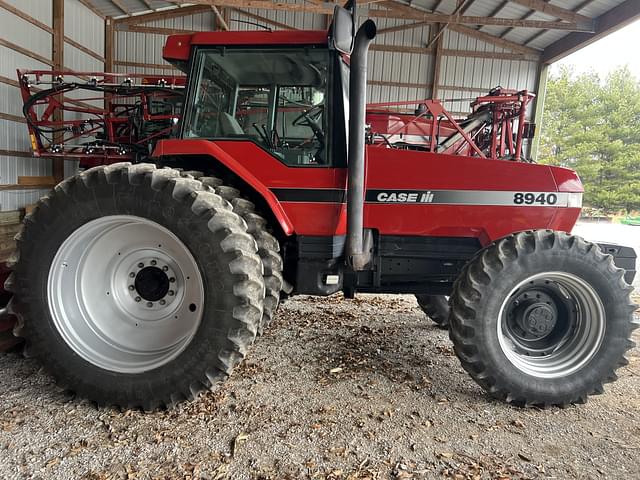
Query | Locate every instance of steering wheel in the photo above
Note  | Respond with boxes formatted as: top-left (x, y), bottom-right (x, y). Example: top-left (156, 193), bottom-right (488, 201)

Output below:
top-left (292, 104), bottom-right (325, 143)
top-left (292, 104), bottom-right (323, 126)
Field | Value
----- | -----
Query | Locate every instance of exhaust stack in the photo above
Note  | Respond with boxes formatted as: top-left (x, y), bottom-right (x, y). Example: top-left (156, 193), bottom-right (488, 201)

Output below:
top-left (346, 19), bottom-right (376, 271)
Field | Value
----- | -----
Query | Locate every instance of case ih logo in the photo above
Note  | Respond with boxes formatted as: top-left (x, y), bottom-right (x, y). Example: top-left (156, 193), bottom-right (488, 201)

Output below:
top-left (373, 191), bottom-right (435, 203)
top-left (366, 190), bottom-right (581, 207)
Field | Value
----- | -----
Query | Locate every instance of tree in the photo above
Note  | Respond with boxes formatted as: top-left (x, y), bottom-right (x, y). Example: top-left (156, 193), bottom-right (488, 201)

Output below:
top-left (538, 66), bottom-right (640, 212)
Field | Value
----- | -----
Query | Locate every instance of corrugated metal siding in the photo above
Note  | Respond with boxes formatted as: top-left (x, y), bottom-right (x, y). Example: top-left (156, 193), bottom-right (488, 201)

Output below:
top-left (0, 0), bottom-right (103, 210)
top-left (0, 2), bottom-right (53, 210)
top-left (438, 29), bottom-right (538, 116)
top-left (115, 11), bottom-right (216, 77)
top-left (63, 0), bottom-right (105, 178)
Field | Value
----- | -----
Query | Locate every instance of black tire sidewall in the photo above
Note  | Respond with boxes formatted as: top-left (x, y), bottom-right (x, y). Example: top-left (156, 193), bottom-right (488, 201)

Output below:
top-left (17, 171), bottom-right (253, 407)
top-left (467, 243), bottom-right (631, 402)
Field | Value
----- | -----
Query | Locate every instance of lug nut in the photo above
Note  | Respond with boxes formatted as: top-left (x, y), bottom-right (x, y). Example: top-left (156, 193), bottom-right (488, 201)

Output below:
top-left (162, 266), bottom-right (168, 272)
top-left (128, 285), bottom-right (135, 291)
top-left (129, 272), bottom-right (135, 278)
top-left (168, 290), bottom-right (174, 296)
top-left (138, 262), bottom-right (144, 268)
top-left (135, 296), bottom-right (141, 302)
top-left (159, 299), bottom-right (166, 305)
top-left (169, 277), bottom-right (175, 283)
top-left (147, 302), bottom-right (153, 308)
top-left (151, 260), bottom-right (157, 266)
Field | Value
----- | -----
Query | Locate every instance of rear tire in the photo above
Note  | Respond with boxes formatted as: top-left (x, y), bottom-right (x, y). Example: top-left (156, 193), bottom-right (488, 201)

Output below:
top-left (416, 295), bottom-right (449, 328)
top-left (449, 230), bottom-right (638, 407)
top-left (6, 163), bottom-right (265, 409)
top-left (179, 173), bottom-right (283, 334)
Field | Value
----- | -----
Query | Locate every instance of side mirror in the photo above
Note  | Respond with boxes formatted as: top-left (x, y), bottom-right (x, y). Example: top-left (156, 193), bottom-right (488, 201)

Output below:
top-left (331, 5), bottom-right (356, 54)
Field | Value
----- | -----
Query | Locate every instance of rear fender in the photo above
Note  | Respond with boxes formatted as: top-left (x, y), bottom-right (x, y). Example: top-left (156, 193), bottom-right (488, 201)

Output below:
top-left (153, 139), bottom-right (294, 235)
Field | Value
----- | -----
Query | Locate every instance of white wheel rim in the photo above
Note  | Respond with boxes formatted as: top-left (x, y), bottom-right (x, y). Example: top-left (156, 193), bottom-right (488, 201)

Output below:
top-left (47, 215), bottom-right (205, 373)
top-left (497, 272), bottom-right (606, 379)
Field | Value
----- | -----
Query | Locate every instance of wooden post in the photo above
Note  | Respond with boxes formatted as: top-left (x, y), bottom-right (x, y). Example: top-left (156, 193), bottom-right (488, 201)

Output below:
top-left (105, 17), bottom-right (114, 117)
top-left (105, 18), bottom-right (114, 73)
top-left (430, 23), bottom-right (443, 100)
top-left (52, 0), bottom-right (65, 183)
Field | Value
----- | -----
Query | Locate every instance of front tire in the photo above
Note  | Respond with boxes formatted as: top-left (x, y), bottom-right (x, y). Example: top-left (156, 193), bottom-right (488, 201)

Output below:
top-left (449, 230), bottom-right (638, 407)
top-left (6, 163), bottom-right (265, 410)
top-left (416, 295), bottom-right (449, 328)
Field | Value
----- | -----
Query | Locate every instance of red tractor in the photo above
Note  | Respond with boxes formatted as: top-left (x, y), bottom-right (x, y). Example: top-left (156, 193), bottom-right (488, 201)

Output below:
top-left (8, 2), bottom-right (637, 410)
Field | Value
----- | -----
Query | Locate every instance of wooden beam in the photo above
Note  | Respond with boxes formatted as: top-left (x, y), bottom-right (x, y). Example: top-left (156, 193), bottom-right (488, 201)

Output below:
top-left (369, 79), bottom-right (431, 89)
top-left (114, 60), bottom-right (179, 71)
top-left (375, 1), bottom-right (545, 54)
top-left (377, 21), bottom-right (428, 35)
top-left (0, 184), bottom-right (55, 191)
top-left (52, 0), bottom-right (65, 183)
top-left (166, 0), bottom-right (335, 15)
top-left (0, 38), bottom-right (54, 66)
top-left (116, 24), bottom-right (196, 35)
top-left (369, 7), bottom-right (592, 31)
top-left (523, 0), bottom-right (597, 46)
top-left (0, 75), bottom-right (19, 88)
top-left (78, 0), bottom-right (106, 19)
top-left (0, 0), bottom-right (54, 33)
top-left (211, 5), bottom-right (229, 30)
top-left (431, 23), bottom-right (443, 99)
top-left (18, 176), bottom-right (57, 187)
top-left (140, 0), bottom-right (156, 10)
top-left (0, 113), bottom-right (26, 123)
top-left (64, 36), bottom-right (105, 62)
top-left (542, 0), bottom-right (640, 63)
top-left (105, 18), bottom-right (114, 72)
top-left (448, 24), bottom-right (540, 55)
top-left (370, 43), bottom-right (538, 61)
top-left (231, 8), bottom-right (299, 30)
top-left (510, 0), bottom-right (592, 24)
top-left (110, 0), bottom-right (131, 15)
top-left (441, 48), bottom-right (536, 61)
top-left (426, 0), bottom-right (475, 48)
top-left (0, 150), bottom-right (34, 159)
top-left (115, 5), bottom-right (210, 24)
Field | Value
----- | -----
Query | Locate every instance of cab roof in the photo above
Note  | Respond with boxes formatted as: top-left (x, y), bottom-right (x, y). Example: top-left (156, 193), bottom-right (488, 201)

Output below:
top-left (163, 30), bottom-right (329, 64)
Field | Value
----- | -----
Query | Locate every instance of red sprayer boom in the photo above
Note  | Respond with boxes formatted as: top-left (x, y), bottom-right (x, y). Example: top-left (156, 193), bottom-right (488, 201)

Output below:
top-left (18, 69), bottom-right (534, 167)
top-left (18, 70), bottom-right (185, 167)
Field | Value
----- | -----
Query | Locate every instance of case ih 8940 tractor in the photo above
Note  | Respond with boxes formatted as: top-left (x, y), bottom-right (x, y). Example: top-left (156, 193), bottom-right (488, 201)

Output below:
top-left (8, 2), bottom-right (637, 410)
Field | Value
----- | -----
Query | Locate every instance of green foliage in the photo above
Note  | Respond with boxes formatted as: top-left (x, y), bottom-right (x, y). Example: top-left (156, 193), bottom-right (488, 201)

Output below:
top-left (539, 66), bottom-right (640, 211)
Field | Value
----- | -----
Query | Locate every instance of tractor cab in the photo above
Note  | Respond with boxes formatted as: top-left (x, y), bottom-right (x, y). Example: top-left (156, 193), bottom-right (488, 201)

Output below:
top-left (164, 30), bottom-right (348, 167)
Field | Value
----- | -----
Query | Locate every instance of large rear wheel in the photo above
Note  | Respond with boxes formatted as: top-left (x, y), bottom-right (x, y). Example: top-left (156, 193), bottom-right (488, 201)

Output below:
top-left (449, 230), bottom-right (638, 407)
top-left (6, 163), bottom-right (265, 409)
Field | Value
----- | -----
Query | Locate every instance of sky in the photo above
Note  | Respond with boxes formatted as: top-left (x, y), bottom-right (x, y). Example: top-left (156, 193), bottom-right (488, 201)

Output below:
top-left (551, 19), bottom-right (640, 80)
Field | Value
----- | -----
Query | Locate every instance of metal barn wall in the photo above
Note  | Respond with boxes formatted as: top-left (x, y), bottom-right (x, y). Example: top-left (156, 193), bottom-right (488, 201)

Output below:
top-left (115, 11), bottom-right (218, 77)
top-left (0, 0), bottom-right (104, 211)
top-left (438, 29), bottom-right (539, 117)
top-left (63, 0), bottom-right (105, 178)
top-left (0, 0), bottom-right (53, 211)
top-left (113, 8), bottom-right (540, 120)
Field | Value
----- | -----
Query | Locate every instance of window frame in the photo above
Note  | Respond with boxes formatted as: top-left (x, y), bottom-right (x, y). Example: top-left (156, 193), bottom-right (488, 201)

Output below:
top-left (180, 44), bottom-right (346, 169)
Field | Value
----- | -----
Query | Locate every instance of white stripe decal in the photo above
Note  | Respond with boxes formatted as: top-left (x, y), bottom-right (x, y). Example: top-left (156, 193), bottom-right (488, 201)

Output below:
top-left (365, 190), bottom-right (583, 207)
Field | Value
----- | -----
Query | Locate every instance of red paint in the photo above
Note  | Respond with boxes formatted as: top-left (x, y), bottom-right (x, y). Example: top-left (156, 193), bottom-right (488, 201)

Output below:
top-left (154, 138), bottom-right (583, 244)
top-left (163, 30), bottom-right (329, 64)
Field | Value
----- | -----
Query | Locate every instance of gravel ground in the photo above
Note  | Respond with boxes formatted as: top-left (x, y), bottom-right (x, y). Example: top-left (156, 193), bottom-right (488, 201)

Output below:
top-left (1, 292), bottom-right (639, 480)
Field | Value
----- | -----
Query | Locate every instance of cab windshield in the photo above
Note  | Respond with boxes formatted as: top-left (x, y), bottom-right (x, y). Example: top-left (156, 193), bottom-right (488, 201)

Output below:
top-left (183, 47), bottom-right (330, 166)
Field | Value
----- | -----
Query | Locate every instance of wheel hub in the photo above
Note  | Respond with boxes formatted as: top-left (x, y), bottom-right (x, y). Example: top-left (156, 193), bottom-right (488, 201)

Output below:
top-left (135, 266), bottom-right (170, 301)
top-left (498, 272), bottom-right (606, 379)
top-left (522, 303), bottom-right (556, 337)
top-left (48, 215), bottom-right (205, 374)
